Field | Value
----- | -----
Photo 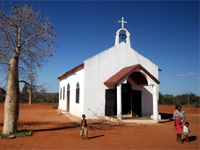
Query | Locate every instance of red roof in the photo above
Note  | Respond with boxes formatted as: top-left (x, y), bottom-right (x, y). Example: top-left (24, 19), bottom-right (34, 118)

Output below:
top-left (57, 63), bottom-right (84, 80)
top-left (104, 64), bottom-right (160, 85)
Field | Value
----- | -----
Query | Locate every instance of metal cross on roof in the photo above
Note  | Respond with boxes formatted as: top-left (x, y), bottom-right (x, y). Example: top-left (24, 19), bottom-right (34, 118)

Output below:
top-left (118, 17), bottom-right (127, 28)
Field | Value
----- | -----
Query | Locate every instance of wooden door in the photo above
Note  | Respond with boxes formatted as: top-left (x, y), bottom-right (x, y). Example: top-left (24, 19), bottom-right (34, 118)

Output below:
top-left (122, 83), bottom-right (132, 114)
top-left (105, 89), bottom-right (117, 116)
top-left (132, 90), bottom-right (142, 117)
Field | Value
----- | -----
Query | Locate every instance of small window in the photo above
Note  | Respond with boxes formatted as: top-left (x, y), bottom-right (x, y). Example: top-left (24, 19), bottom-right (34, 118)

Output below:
top-left (67, 84), bottom-right (70, 100)
top-left (67, 84), bottom-right (70, 91)
top-left (76, 82), bottom-right (80, 103)
top-left (63, 86), bottom-right (65, 100)
top-left (60, 87), bottom-right (62, 100)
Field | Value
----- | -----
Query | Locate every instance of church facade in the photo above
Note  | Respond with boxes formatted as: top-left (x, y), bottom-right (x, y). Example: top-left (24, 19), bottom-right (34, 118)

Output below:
top-left (58, 18), bottom-right (160, 122)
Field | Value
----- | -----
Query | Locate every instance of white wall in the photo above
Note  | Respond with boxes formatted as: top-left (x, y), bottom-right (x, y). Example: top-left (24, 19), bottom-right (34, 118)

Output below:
top-left (83, 42), bottom-right (159, 119)
top-left (58, 69), bottom-right (84, 117)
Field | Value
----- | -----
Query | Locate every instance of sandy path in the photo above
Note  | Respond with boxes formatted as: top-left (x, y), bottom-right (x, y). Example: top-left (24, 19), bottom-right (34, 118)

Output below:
top-left (0, 104), bottom-right (199, 149)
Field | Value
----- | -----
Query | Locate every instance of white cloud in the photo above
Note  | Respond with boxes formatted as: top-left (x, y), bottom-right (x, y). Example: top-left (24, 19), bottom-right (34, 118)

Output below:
top-left (187, 73), bottom-right (199, 75)
top-left (163, 74), bottom-right (172, 76)
top-left (162, 73), bottom-right (199, 77)
top-left (176, 74), bottom-right (187, 76)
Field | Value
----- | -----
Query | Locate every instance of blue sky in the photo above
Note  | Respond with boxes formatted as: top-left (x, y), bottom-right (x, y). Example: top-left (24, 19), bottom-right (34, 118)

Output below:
top-left (0, 0), bottom-right (199, 96)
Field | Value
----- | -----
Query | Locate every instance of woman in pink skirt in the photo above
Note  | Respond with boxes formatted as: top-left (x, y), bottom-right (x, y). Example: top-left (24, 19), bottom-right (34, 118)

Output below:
top-left (173, 105), bottom-right (185, 143)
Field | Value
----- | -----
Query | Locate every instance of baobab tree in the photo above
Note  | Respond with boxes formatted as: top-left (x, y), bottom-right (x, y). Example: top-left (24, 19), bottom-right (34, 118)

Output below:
top-left (0, 3), bottom-right (57, 134)
top-left (20, 72), bottom-right (46, 105)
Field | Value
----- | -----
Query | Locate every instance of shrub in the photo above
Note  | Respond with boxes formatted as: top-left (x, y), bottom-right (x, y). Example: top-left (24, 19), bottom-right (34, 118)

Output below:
top-left (193, 101), bottom-right (200, 108)
top-left (52, 105), bottom-right (58, 109)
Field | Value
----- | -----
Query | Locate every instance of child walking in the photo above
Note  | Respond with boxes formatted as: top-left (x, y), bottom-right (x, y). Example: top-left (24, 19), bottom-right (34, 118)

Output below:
top-left (80, 114), bottom-right (88, 140)
top-left (183, 122), bottom-right (190, 142)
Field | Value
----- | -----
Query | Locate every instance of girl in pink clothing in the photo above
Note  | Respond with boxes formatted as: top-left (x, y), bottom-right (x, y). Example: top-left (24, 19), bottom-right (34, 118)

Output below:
top-left (173, 105), bottom-right (185, 143)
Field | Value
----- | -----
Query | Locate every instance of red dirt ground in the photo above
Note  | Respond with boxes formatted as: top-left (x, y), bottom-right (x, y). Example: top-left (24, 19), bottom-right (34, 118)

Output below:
top-left (0, 104), bottom-right (199, 149)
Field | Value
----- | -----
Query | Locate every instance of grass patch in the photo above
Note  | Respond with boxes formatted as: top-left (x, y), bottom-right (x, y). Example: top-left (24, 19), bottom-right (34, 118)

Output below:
top-left (0, 125), bottom-right (33, 139)
top-left (0, 130), bottom-right (33, 139)
top-left (0, 131), bottom-right (9, 139)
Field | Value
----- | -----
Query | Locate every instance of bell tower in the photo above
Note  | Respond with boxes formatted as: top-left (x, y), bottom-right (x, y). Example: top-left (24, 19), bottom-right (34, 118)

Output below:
top-left (115, 17), bottom-right (131, 47)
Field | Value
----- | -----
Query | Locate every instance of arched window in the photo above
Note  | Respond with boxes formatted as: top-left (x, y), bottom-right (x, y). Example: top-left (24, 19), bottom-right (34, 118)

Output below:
top-left (60, 87), bottom-right (62, 100)
top-left (63, 86), bottom-right (65, 100)
top-left (76, 82), bottom-right (80, 103)
top-left (67, 84), bottom-right (70, 111)
top-left (67, 84), bottom-right (70, 91)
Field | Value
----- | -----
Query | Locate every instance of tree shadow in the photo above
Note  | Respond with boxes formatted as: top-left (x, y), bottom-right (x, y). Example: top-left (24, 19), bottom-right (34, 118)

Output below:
top-left (17, 121), bottom-right (81, 133)
top-left (32, 121), bottom-right (120, 133)
top-left (33, 124), bottom-right (80, 132)
top-left (88, 135), bottom-right (105, 139)
top-left (1, 120), bottom-right (119, 133)
top-left (158, 113), bottom-right (174, 124)
top-left (17, 121), bottom-right (116, 133)
top-left (19, 121), bottom-right (54, 126)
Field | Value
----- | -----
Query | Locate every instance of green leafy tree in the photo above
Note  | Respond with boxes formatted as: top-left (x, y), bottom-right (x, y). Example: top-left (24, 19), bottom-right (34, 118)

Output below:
top-left (159, 92), bottom-right (164, 104)
top-left (159, 92), bottom-right (199, 106)
top-left (53, 93), bottom-right (59, 103)
top-left (163, 94), bottom-right (174, 104)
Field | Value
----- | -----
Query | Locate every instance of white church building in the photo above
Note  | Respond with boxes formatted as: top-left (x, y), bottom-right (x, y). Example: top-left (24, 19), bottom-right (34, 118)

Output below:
top-left (58, 17), bottom-right (161, 123)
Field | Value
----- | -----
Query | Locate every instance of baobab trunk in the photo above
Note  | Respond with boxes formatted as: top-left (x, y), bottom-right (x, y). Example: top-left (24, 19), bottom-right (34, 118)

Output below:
top-left (3, 55), bottom-right (20, 134)
top-left (29, 80), bottom-right (32, 105)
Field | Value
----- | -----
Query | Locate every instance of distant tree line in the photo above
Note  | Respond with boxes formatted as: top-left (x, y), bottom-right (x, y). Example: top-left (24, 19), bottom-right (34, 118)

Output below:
top-left (159, 92), bottom-right (200, 107)
top-left (0, 86), bottom-right (58, 104)
top-left (1, 86), bottom-right (199, 107)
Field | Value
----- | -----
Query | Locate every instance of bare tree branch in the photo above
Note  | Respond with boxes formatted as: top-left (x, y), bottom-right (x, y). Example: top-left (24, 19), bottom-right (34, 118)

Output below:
top-left (0, 3), bottom-right (57, 134)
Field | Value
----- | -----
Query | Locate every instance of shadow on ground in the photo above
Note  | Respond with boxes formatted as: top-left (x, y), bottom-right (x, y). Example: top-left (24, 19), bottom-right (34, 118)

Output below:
top-left (18, 122), bottom-right (80, 132)
top-left (88, 135), bottom-right (105, 139)
top-left (182, 136), bottom-right (198, 143)
top-left (15, 121), bottom-right (121, 133)
top-left (158, 113), bottom-right (174, 124)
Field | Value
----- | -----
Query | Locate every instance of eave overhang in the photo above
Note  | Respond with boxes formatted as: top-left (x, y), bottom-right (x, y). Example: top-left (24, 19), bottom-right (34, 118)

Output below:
top-left (57, 63), bottom-right (84, 80)
top-left (104, 64), bottom-right (160, 86)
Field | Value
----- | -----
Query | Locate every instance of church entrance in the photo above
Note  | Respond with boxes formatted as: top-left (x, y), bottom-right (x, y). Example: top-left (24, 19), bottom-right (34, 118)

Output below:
top-left (132, 90), bottom-right (142, 117)
top-left (122, 81), bottom-right (142, 117)
top-left (122, 82), bottom-right (132, 115)
top-left (105, 82), bottom-right (142, 117)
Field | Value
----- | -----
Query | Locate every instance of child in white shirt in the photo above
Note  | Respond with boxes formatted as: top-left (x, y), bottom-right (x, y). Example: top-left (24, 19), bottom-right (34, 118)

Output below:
top-left (183, 122), bottom-right (190, 142)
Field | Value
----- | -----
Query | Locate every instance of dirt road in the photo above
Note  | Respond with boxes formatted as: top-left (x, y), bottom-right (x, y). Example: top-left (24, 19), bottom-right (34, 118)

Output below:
top-left (0, 104), bottom-right (199, 149)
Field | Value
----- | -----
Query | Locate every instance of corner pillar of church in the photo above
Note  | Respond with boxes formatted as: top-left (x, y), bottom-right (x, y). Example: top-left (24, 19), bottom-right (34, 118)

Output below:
top-left (117, 84), bottom-right (122, 120)
top-left (152, 84), bottom-right (159, 122)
